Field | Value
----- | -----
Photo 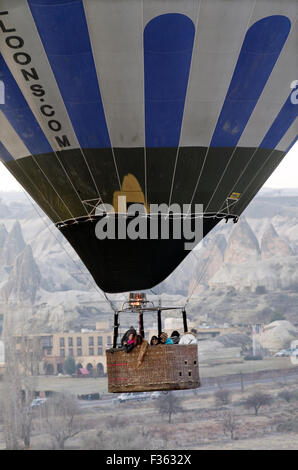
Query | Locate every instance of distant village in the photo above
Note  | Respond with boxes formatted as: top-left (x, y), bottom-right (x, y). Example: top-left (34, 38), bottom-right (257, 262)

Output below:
top-left (1, 315), bottom-right (297, 379)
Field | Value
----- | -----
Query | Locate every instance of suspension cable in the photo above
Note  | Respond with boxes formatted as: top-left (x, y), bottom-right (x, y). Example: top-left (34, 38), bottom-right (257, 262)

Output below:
top-left (20, 189), bottom-right (117, 313)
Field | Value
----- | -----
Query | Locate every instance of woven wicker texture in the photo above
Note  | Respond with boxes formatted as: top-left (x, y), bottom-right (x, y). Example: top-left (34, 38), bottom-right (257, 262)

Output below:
top-left (106, 344), bottom-right (200, 393)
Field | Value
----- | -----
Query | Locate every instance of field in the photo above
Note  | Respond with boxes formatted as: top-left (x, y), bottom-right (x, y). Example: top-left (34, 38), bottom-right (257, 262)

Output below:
top-left (15, 378), bottom-right (298, 450)
top-left (1, 356), bottom-right (298, 450)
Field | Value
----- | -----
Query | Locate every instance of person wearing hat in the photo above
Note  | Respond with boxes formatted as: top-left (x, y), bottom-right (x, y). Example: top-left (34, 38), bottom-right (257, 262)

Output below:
top-left (170, 330), bottom-right (180, 344)
top-left (159, 332), bottom-right (173, 345)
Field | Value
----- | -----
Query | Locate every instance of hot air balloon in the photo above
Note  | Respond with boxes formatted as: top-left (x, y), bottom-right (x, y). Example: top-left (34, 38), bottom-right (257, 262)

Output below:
top-left (106, 293), bottom-right (199, 393)
top-left (0, 0), bottom-right (297, 299)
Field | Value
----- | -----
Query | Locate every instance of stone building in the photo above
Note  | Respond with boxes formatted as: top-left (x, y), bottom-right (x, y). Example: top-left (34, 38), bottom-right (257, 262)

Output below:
top-left (13, 322), bottom-right (157, 376)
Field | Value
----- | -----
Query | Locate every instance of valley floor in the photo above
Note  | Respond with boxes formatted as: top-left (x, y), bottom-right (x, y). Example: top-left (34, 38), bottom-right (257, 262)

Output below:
top-left (1, 357), bottom-right (298, 450)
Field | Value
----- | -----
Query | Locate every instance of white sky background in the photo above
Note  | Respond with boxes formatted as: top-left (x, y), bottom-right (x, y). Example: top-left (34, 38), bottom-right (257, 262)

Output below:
top-left (0, 142), bottom-right (297, 192)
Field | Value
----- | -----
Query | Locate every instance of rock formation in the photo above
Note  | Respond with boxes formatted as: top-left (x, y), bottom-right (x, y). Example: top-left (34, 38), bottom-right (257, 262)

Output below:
top-left (0, 223), bottom-right (8, 249)
top-left (1, 221), bottom-right (26, 266)
top-left (1, 189), bottom-right (298, 332)
top-left (224, 217), bottom-right (260, 265)
top-left (1, 245), bottom-right (41, 304)
top-left (261, 223), bottom-right (293, 259)
top-left (258, 320), bottom-right (298, 352)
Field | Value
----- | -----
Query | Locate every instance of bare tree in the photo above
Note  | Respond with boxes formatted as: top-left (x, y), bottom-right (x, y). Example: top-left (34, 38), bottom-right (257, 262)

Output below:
top-left (214, 389), bottom-right (232, 406)
top-left (3, 342), bottom-right (22, 449)
top-left (16, 335), bottom-right (41, 448)
top-left (275, 413), bottom-right (298, 433)
top-left (222, 411), bottom-right (238, 440)
top-left (155, 391), bottom-right (184, 424)
top-left (105, 415), bottom-right (127, 430)
top-left (244, 391), bottom-right (273, 416)
top-left (83, 425), bottom-right (156, 451)
top-left (81, 429), bottom-right (107, 450)
top-left (19, 405), bottom-right (34, 448)
top-left (43, 393), bottom-right (82, 449)
top-left (157, 425), bottom-right (171, 449)
top-left (2, 314), bottom-right (40, 449)
top-left (278, 390), bottom-right (292, 403)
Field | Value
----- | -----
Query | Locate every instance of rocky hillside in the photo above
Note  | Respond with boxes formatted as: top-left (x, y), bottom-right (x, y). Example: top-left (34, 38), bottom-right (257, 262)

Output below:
top-left (0, 188), bottom-right (298, 333)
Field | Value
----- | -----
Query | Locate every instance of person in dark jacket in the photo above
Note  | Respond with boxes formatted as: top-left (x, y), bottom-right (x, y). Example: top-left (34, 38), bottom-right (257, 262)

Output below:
top-left (121, 326), bottom-right (137, 347)
top-left (170, 331), bottom-right (180, 344)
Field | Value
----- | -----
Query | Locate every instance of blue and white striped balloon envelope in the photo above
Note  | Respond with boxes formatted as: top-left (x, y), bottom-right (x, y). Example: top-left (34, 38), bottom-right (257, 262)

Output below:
top-left (0, 0), bottom-right (297, 293)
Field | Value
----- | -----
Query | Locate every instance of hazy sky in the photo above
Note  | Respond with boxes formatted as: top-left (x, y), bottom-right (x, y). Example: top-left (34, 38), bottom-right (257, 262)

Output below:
top-left (0, 142), bottom-right (297, 192)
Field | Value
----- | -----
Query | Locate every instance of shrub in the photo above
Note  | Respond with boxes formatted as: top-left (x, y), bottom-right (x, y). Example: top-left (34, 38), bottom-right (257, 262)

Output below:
top-left (63, 356), bottom-right (76, 375)
top-left (270, 312), bottom-right (286, 322)
top-left (278, 390), bottom-right (292, 403)
top-left (276, 417), bottom-right (298, 433)
top-left (214, 389), bottom-right (232, 406)
top-left (255, 286), bottom-right (266, 295)
top-left (245, 391), bottom-right (273, 415)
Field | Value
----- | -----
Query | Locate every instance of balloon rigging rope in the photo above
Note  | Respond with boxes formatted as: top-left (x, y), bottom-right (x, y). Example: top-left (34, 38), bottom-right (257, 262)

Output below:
top-left (183, 250), bottom-right (212, 309)
top-left (215, 140), bottom-right (291, 219)
top-left (14, 154), bottom-right (76, 221)
top-left (77, 145), bottom-right (106, 210)
top-left (204, 145), bottom-right (241, 213)
top-left (184, 141), bottom-right (295, 309)
top-left (41, 148), bottom-right (90, 219)
top-left (228, 147), bottom-right (285, 214)
top-left (3, 159), bottom-right (62, 222)
top-left (20, 188), bottom-right (117, 313)
top-left (183, 219), bottom-right (235, 309)
top-left (26, 146), bottom-right (89, 220)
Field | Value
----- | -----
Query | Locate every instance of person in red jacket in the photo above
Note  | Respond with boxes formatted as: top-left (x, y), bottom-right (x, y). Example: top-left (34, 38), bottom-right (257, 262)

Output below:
top-left (123, 332), bottom-right (137, 352)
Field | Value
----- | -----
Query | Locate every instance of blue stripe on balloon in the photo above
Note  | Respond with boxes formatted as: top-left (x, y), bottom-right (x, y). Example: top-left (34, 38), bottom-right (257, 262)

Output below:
top-left (211, 15), bottom-right (291, 148)
top-left (0, 56), bottom-right (52, 155)
top-left (28, 0), bottom-right (111, 149)
top-left (0, 142), bottom-right (14, 163)
top-left (144, 14), bottom-right (195, 148)
top-left (260, 94), bottom-right (297, 149)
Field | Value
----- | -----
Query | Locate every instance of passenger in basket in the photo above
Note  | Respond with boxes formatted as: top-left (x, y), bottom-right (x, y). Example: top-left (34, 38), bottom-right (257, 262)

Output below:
top-left (136, 334), bottom-right (149, 367)
top-left (123, 332), bottom-right (137, 352)
top-left (178, 328), bottom-right (197, 345)
top-left (159, 332), bottom-right (173, 345)
top-left (170, 330), bottom-right (180, 344)
top-left (121, 326), bottom-right (137, 347)
top-left (150, 335), bottom-right (159, 345)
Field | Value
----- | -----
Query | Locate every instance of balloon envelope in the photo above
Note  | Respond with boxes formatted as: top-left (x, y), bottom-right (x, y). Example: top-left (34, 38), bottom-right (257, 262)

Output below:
top-left (0, 0), bottom-right (297, 292)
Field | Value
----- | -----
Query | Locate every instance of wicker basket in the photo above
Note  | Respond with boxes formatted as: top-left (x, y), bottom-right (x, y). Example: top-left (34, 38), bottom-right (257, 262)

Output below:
top-left (106, 344), bottom-right (200, 393)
